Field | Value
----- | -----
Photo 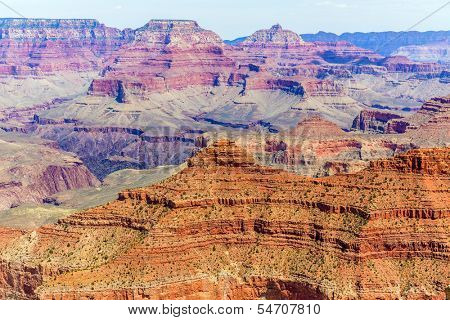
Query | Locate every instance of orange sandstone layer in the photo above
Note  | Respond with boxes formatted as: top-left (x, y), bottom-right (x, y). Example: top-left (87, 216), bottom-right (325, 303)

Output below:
top-left (0, 141), bottom-right (448, 300)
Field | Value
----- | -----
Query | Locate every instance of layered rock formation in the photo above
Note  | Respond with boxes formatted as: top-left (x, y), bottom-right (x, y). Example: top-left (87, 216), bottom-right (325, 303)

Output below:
top-left (352, 110), bottom-right (403, 133)
top-left (369, 148), bottom-right (449, 175)
top-left (239, 115), bottom-right (415, 176)
top-left (89, 20), bottom-right (235, 99)
top-left (379, 56), bottom-right (441, 73)
top-left (0, 137), bottom-right (99, 210)
top-left (378, 95), bottom-right (450, 144)
top-left (350, 95), bottom-right (450, 140)
top-left (0, 18), bottom-right (133, 75)
top-left (1, 20), bottom-right (447, 190)
top-left (241, 24), bottom-right (305, 48)
top-left (392, 41), bottom-right (449, 63)
top-left (401, 95), bottom-right (450, 145)
top-left (300, 30), bottom-right (450, 56)
top-left (0, 141), bottom-right (448, 300)
top-left (86, 22), bottom-right (435, 102)
top-left (288, 115), bottom-right (347, 139)
top-left (33, 123), bottom-right (200, 179)
top-left (230, 25), bottom-right (384, 90)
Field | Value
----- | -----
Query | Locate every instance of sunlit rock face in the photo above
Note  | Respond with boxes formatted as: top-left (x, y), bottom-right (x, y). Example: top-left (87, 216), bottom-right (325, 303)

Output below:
top-left (0, 141), bottom-right (448, 300)
top-left (89, 19), bottom-right (236, 98)
top-left (0, 18), bottom-right (133, 75)
top-left (241, 24), bottom-right (306, 48)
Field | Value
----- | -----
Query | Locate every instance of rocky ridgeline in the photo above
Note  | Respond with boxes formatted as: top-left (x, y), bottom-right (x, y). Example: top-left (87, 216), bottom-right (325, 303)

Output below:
top-left (0, 18), bottom-right (131, 41)
top-left (223, 26), bottom-right (386, 97)
top-left (1, 141), bottom-right (447, 299)
top-left (0, 18), bottom-right (133, 75)
top-left (379, 55), bottom-right (442, 73)
top-left (300, 30), bottom-right (450, 56)
top-left (0, 18), bottom-right (440, 92)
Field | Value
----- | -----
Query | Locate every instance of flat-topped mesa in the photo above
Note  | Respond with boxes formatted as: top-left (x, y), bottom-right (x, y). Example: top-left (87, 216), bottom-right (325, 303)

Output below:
top-left (241, 24), bottom-right (305, 48)
top-left (134, 19), bottom-right (224, 50)
top-left (187, 140), bottom-right (257, 168)
top-left (289, 115), bottom-right (346, 139)
top-left (0, 18), bottom-right (133, 75)
top-left (0, 18), bottom-right (131, 41)
top-left (89, 19), bottom-right (234, 97)
top-left (369, 148), bottom-right (450, 175)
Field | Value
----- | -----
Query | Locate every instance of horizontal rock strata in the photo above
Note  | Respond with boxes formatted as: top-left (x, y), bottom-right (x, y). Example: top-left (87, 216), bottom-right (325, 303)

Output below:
top-left (0, 141), bottom-right (448, 300)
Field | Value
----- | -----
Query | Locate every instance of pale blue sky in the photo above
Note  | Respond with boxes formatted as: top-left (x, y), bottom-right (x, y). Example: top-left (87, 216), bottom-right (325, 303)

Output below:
top-left (1, 0), bottom-right (449, 39)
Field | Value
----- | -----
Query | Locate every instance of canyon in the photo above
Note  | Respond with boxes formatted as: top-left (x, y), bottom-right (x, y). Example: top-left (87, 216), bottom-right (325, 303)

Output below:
top-left (0, 141), bottom-right (448, 299)
top-left (0, 19), bottom-right (446, 182)
top-left (0, 17), bottom-right (448, 300)
top-left (0, 133), bottom-right (99, 211)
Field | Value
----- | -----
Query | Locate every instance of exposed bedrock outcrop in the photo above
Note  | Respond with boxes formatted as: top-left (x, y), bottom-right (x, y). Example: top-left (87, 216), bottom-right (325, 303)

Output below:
top-left (240, 115), bottom-right (415, 177)
top-left (84, 21), bottom-right (437, 100)
top-left (0, 136), bottom-right (100, 210)
top-left (369, 148), bottom-right (449, 175)
top-left (240, 24), bottom-right (306, 48)
top-left (352, 110), bottom-right (403, 133)
top-left (36, 125), bottom-right (199, 180)
top-left (0, 141), bottom-right (448, 300)
top-left (41, 277), bottom-right (327, 300)
top-left (87, 19), bottom-right (236, 99)
top-left (300, 30), bottom-right (450, 56)
top-left (350, 95), bottom-right (450, 139)
top-left (0, 18), bottom-right (134, 75)
top-left (0, 162), bottom-right (99, 211)
top-left (379, 56), bottom-right (442, 73)
top-left (387, 95), bottom-right (450, 140)
top-left (0, 18), bottom-right (441, 82)
top-left (0, 260), bottom-right (43, 299)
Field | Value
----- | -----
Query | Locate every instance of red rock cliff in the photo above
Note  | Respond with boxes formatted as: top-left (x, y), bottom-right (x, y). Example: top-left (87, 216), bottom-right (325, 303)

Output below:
top-left (0, 18), bottom-right (133, 75)
top-left (1, 142), bottom-right (448, 300)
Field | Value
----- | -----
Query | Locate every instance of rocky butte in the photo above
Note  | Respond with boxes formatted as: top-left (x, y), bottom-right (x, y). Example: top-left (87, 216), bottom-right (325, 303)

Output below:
top-left (89, 20), bottom-right (236, 100)
top-left (86, 21), bottom-right (441, 101)
top-left (0, 141), bottom-right (448, 299)
top-left (241, 24), bottom-right (306, 48)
